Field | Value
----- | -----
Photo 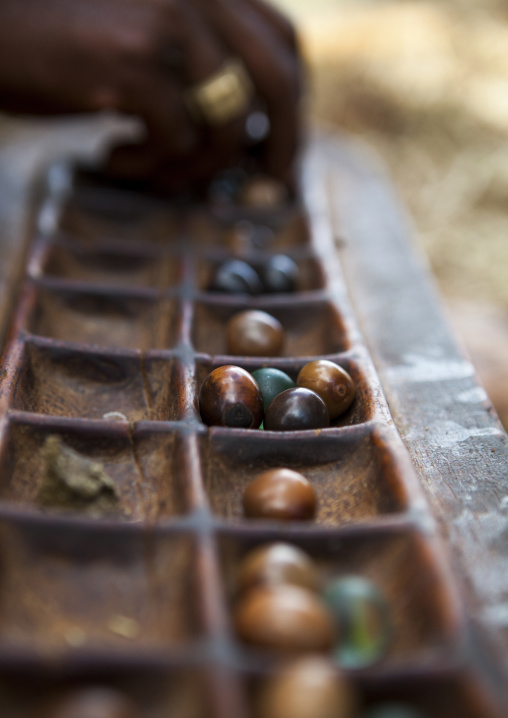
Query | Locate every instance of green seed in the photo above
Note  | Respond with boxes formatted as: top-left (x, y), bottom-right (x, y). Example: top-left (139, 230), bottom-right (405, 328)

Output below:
top-left (251, 368), bottom-right (295, 410)
top-left (324, 576), bottom-right (391, 669)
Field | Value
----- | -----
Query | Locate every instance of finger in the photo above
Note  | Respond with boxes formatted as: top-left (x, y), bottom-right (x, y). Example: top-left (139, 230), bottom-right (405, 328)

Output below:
top-left (202, 0), bottom-right (300, 183)
top-left (176, 0), bottom-right (250, 161)
top-left (194, 0), bottom-right (300, 59)
top-left (244, 0), bottom-right (301, 60)
top-left (244, 0), bottom-right (304, 96)
top-left (155, 1), bottom-right (249, 185)
top-left (110, 0), bottom-right (250, 183)
top-left (106, 0), bottom-right (228, 178)
top-left (105, 70), bottom-right (199, 177)
top-left (173, 0), bottom-right (224, 83)
top-left (99, 0), bottom-right (225, 178)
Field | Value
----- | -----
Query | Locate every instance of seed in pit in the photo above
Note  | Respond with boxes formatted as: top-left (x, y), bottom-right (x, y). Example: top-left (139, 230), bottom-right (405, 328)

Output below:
top-left (324, 576), bottom-right (391, 669)
top-left (234, 584), bottom-right (335, 652)
top-left (256, 656), bottom-right (357, 718)
top-left (243, 468), bottom-right (317, 521)
top-left (226, 310), bottom-right (284, 357)
top-left (237, 543), bottom-right (320, 594)
top-left (297, 360), bottom-right (355, 420)
top-left (251, 367), bottom-right (295, 410)
top-left (199, 365), bottom-right (264, 428)
top-left (208, 258), bottom-right (263, 295)
top-left (50, 687), bottom-right (137, 718)
top-left (237, 176), bottom-right (289, 207)
top-left (264, 387), bottom-right (329, 431)
top-left (258, 254), bottom-right (300, 294)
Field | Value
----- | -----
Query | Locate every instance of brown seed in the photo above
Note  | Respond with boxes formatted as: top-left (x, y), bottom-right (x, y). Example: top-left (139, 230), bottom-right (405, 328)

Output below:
top-left (50, 688), bottom-right (137, 718)
top-left (234, 585), bottom-right (335, 652)
top-left (256, 657), bottom-right (357, 718)
top-left (225, 221), bottom-right (275, 252)
top-left (226, 310), bottom-right (284, 357)
top-left (237, 543), bottom-right (320, 594)
top-left (243, 468), bottom-right (317, 521)
top-left (297, 360), bottom-right (355, 419)
top-left (238, 176), bottom-right (289, 207)
top-left (199, 365), bottom-right (264, 428)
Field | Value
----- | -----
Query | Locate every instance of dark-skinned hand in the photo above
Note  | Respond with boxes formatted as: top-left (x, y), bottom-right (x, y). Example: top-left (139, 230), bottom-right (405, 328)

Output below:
top-left (0, 0), bottom-right (302, 192)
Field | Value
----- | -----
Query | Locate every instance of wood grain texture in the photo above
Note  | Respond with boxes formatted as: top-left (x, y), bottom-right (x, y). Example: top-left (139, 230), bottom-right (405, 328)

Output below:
top-left (0, 124), bottom-right (506, 716)
top-left (0, 117), bottom-right (134, 352)
top-left (316, 130), bottom-right (508, 693)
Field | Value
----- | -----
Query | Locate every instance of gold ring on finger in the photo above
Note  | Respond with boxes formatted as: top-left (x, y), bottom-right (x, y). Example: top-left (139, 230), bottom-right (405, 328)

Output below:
top-left (185, 59), bottom-right (253, 127)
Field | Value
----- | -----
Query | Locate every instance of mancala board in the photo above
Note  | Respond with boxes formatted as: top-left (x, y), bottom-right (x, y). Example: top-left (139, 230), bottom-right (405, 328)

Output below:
top-left (0, 138), bottom-right (505, 718)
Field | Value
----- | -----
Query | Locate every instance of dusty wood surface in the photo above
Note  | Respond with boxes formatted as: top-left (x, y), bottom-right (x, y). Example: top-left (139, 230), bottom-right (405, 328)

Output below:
top-left (317, 131), bottom-right (508, 691)
top-left (0, 117), bottom-right (127, 350)
top-left (0, 122), bottom-right (506, 714)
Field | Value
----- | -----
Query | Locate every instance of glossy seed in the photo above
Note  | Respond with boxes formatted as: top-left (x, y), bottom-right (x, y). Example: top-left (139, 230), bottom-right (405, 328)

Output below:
top-left (297, 360), bottom-right (355, 419)
top-left (226, 310), bottom-right (284, 357)
top-left (259, 254), bottom-right (300, 293)
top-left (208, 167), bottom-right (247, 204)
top-left (238, 176), bottom-right (289, 207)
top-left (264, 387), bottom-right (330, 431)
top-left (199, 365), bottom-right (264, 428)
top-left (243, 468), bottom-right (317, 521)
top-left (237, 543), bottom-right (320, 594)
top-left (324, 576), bottom-right (391, 668)
top-left (234, 585), bottom-right (335, 652)
top-left (51, 688), bottom-right (137, 718)
top-left (251, 368), bottom-right (295, 410)
top-left (226, 221), bottom-right (275, 252)
top-left (256, 656), bottom-right (357, 718)
top-left (208, 259), bottom-right (263, 295)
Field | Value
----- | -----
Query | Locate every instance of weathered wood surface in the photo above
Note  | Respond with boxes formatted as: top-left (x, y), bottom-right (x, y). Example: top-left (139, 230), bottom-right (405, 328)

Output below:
top-left (0, 116), bottom-right (127, 350)
top-left (0, 122), bottom-right (506, 713)
top-left (315, 131), bottom-right (508, 691)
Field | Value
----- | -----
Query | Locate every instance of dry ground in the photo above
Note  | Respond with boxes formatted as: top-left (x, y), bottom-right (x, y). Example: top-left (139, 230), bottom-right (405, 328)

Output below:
top-left (275, 0), bottom-right (508, 427)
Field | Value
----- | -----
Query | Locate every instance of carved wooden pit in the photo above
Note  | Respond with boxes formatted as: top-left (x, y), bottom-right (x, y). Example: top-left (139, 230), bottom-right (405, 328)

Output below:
top-left (0, 133), bottom-right (506, 717)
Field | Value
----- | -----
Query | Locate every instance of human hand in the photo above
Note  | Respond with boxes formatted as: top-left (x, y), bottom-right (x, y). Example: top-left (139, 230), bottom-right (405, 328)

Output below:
top-left (0, 0), bottom-right (302, 192)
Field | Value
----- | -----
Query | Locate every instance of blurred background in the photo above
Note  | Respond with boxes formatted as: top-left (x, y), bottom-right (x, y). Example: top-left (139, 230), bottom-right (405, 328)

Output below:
top-left (0, 0), bottom-right (506, 428)
top-left (274, 0), bottom-right (508, 429)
